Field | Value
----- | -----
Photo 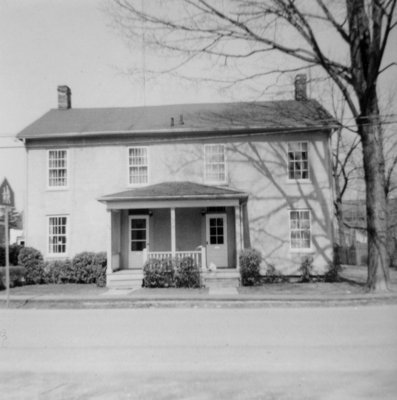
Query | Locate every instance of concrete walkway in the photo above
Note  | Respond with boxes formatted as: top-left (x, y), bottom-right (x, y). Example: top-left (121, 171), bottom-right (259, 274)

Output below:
top-left (1, 265), bottom-right (396, 308)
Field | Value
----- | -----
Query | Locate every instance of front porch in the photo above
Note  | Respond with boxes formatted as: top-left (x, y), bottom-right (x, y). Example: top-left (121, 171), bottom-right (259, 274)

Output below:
top-left (106, 268), bottom-right (241, 289)
top-left (99, 181), bottom-right (249, 288)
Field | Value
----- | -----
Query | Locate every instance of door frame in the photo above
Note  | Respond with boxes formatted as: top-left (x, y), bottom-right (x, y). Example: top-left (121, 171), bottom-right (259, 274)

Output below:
top-left (128, 214), bottom-right (149, 269)
top-left (205, 213), bottom-right (228, 267)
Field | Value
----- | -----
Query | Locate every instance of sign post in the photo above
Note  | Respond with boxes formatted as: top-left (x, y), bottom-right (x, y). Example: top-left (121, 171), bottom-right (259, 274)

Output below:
top-left (0, 179), bottom-right (15, 308)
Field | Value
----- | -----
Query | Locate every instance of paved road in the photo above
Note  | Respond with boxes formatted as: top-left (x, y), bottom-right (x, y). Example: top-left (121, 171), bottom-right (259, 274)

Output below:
top-left (1, 306), bottom-right (397, 399)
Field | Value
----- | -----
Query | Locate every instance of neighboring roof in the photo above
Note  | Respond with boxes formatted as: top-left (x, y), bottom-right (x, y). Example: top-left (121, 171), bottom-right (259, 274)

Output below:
top-left (17, 100), bottom-right (337, 140)
top-left (99, 181), bottom-right (248, 202)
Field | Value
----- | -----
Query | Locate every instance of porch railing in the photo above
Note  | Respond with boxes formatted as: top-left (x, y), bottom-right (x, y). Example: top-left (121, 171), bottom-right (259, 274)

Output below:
top-left (143, 247), bottom-right (206, 269)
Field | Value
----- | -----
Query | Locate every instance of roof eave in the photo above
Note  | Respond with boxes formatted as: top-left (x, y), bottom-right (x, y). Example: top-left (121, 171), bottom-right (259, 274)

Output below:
top-left (98, 193), bottom-right (248, 203)
top-left (17, 124), bottom-right (337, 141)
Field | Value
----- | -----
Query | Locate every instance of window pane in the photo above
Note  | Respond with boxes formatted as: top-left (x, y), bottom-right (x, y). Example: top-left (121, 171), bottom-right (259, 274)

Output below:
top-left (290, 210), bottom-right (311, 249)
top-left (131, 230), bottom-right (146, 241)
top-left (131, 219), bottom-right (146, 229)
top-left (131, 241), bottom-right (146, 251)
top-left (48, 150), bottom-right (67, 187)
top-left (205, 145), bottom-right (226, 183)
top-left (129, 148), bottom-right (148, 184)
top-left (287, 142), bottom-right (309, 180)
top-left (48, 216), bottom-right (67, 254)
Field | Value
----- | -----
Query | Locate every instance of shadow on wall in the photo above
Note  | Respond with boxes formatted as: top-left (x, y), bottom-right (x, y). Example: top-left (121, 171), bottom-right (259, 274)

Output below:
top-left (228, 138), bottom-right (333, 274)
top-left (158, 104), bottom-right (334, 274)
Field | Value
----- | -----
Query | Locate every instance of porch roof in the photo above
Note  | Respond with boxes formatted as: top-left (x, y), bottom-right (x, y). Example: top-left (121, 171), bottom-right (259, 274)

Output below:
top-left (100, 181), bottom-right (248, 201)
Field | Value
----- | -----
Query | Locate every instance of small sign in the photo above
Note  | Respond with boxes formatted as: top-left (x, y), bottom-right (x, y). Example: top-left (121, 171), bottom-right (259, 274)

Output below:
top-left (0, 178), bottom-right (14, 207)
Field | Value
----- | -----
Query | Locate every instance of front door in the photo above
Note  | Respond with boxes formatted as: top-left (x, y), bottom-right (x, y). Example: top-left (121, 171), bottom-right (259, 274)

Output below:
top-left (129, 215), bottom-right (149, 269)
top-left (206, 214), bottom-right (228, 268)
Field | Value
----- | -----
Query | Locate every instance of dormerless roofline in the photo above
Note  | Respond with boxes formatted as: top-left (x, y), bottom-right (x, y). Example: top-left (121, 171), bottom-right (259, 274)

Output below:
top-left (98, 193), bottom-right (249, 202)
top-left (19, 125), bottom-right (336, 141)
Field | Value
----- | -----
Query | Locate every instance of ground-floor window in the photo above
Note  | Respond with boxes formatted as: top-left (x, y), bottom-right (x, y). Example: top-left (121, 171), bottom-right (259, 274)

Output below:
top-left (289, 210), bottom-right (311, 249)
top-left (48, 216), bottom-right (68, 255)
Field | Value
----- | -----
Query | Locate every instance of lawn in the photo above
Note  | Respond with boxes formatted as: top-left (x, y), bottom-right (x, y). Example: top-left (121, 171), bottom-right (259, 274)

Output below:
top-left (238, 281), bottom-right (366, 296)
top-left (7, 283), bottom-right (107, 296)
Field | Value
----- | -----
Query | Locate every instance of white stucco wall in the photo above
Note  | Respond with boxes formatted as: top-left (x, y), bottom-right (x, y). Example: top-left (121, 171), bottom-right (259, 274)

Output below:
top-left (25, 131), bottom-right (334, 273)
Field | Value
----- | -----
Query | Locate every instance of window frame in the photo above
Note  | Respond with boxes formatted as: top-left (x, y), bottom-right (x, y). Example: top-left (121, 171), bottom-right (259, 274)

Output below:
top-left (203, 144), bottom-right (227, 185)
top-left (129, 215), bottom-right (150, 253)
top-left (289, 209), bottom-right (312, 252)
top-left (127, 146), bottom-right (149, 187)
top-left (47, 149), bottom-right (69, 190)
top-left (47, 215), bottom-right (69, 257)
top-left (287, 141), bottom-right (310, 182)
top-left (206, 213), bottom-right (228, 247)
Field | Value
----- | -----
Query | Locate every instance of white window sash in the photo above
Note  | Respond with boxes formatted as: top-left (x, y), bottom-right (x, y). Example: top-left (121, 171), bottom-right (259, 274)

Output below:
top-left (48, 216), bottom-right (68, 255)
top-left (48, 150), bottom-right (68, 188)
top-left (289, 210), bottom-right (311, 250)
top-left (287, 142), bottom-right (309, 181)
top-left (128, 147), bottom-right (148, 186)
top-left (204, 144), bottom-right (227, 184)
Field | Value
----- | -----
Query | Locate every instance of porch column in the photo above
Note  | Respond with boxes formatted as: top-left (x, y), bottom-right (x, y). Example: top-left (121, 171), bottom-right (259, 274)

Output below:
top-left (171, 207), bottom-right (176, 257)
top-left (106, 210), bottom-right (113, 275)
top-left (242, 201), bottom-right (251, 248)
top-left (235, 205), bottom-right (242, 269)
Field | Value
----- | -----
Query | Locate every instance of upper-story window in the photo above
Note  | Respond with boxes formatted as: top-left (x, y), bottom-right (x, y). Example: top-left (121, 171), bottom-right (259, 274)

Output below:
top-left (48, 150), bottom-right (68, 188)
top-left (289, 210), bottom-right (311, 250)
top-left (287, 142), bottom-right (309, 180)
top-left (204, 144), bottom-right (226, 184)
top-left (48, 215), bottom-right (68, 255)
top-left (129, 147), bottom-right (148, 185)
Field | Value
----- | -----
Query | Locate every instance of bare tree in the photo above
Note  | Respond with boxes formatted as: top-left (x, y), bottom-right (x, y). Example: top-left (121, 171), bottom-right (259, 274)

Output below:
top-left (109, 0), bottom-right (397, 291)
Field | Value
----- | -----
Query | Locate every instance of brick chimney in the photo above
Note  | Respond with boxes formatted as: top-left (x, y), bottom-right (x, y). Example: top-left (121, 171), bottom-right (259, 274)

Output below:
top-left (57, 85), bottom-right (72, 109)
top-left (294, 74), bottom-right (307, 101)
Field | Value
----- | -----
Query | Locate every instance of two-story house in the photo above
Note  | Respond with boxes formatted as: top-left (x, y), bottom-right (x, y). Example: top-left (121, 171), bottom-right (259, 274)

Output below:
top-left (17, 75), bottom-right (336, 288)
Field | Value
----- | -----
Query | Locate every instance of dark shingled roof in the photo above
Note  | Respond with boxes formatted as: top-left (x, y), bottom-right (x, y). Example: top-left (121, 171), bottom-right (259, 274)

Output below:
top-left (17, 100), bottom-right (336, 139)
top-left (99, 181), bottom-right (248, 202)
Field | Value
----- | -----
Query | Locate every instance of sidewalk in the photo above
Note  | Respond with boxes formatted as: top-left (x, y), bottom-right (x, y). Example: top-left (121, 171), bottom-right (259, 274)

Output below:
top-left (1, 265), bottom-right (397, 308)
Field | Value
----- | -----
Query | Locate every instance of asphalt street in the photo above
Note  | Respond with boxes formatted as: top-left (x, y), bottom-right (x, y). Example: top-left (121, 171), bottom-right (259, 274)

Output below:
top-left (1, 305), bottom-right (396, 399)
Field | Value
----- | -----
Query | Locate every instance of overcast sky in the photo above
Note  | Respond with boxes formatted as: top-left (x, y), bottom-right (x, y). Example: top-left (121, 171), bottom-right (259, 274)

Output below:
top-left (0, 0), bottom-right (230, 209)
top-left (0, 0), bottom-right (396, 211)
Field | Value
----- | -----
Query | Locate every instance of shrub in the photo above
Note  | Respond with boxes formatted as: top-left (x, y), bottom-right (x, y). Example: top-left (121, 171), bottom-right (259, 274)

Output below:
top-left (175, 257), bottom-right (201, 288)
top-left (239, 248), bottom-right (262, 286)
top-left (70, 252), bottom-right (107, 286)
top-left (299, 256), bottom-right (314, 283)
top-left (18, 247), bottom-right (46, 285)
top-left (143, 258), bottom-right (175, 288)
top-left (71, 252), bottom-right (97, 283)
top-left (43, 252), bottom-right (107, 287)
top-left (263, 263), bottom-right (289, 284)
top-left (324, 263), bottom-right (342, 282)
top-left (0, 266), bottom-right (26, 289)
top-left (0, 244), bottom-right (24, 266)
top-left (44, 259), bottom-right (74, 284)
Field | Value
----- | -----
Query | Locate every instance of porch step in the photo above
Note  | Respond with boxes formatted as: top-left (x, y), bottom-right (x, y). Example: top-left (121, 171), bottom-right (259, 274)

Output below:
top-left (203, 270), bottom-right (240, 288)
top-left (107, 270), bottom-right (143, 290)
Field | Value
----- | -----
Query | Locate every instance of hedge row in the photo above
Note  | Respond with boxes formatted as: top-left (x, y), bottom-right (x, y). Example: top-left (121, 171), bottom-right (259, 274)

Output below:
top-left (15, 247), bottom-right (107, 287)
top-left (239, 248), bottom-right (340, 286)
top-left (143, 257), bottom-right (201, 288)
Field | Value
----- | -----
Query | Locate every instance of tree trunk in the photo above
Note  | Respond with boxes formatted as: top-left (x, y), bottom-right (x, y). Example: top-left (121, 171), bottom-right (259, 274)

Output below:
top-left (334, 181), bottom-right (347, 247)
top-left (358, 101), bottom-right (390, 291)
